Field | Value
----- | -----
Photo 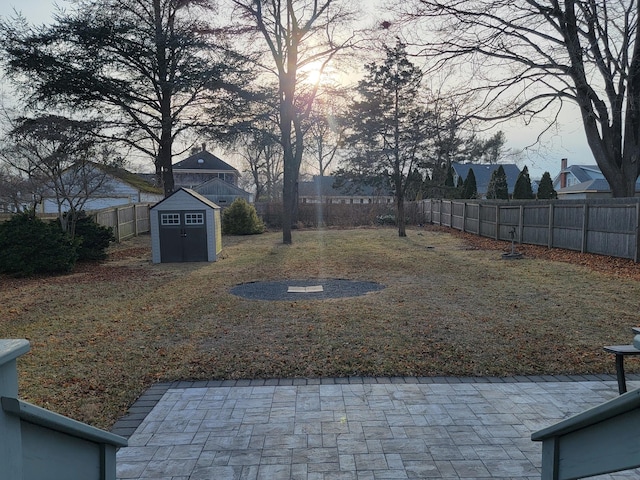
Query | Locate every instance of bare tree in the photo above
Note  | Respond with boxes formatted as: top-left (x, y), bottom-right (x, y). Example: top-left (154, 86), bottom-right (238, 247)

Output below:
top-left (0, 160), bottom-right (31, 212)
top-left (401, 0), bottom-right (640, 197)
top-left (0, 0), bottom-right (245, 196)
top-left (304, 89), bottom-right (350, 177)
top-left (227, 0), bottom-right (360, 244)
top-left (235, 127), bottom-right (284, 202)
top-left (1, 115), bottom-right (115, 237)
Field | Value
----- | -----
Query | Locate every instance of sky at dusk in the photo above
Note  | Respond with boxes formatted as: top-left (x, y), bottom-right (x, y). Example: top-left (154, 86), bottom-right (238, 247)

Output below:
top-left (0, 0), bottom-right (597, 179)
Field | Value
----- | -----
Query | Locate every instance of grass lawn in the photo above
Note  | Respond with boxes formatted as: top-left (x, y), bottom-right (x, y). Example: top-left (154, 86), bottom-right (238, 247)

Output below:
top-left (1, 226), bottom-right (639, 430)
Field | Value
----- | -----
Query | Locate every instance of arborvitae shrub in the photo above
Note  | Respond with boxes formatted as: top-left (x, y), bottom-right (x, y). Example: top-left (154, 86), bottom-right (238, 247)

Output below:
top-left (487, 165), bottom-right (509, 199)
top-left (0, 212), bottom-right (78, 276)
top-left (537, 171), bottom-right (557, 199)
top-left (73, 212), bottom-right (115, 261)
top-left (461, 168), bottom-right (478, 199)
top-left (222, 198), bottom-right (265, 235)
top-left (513, 165), bottom-right (535, 199)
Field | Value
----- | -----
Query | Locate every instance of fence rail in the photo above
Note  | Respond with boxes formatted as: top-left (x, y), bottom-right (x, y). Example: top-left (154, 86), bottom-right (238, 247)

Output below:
top-left (411, 198), bottom-right (640, 262)
top-left (92, 203), bottom-right (152, 242)
top-left (0, 204), bottom-right (152, 242)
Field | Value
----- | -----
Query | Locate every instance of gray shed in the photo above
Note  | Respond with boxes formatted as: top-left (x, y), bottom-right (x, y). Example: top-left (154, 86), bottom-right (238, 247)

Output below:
top-left (150, 188), bottom-right (222, 263)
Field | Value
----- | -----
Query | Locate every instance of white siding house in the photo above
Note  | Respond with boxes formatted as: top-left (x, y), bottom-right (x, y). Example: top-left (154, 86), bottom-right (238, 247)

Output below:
top-left (37, 163), bottom-right (163, 214)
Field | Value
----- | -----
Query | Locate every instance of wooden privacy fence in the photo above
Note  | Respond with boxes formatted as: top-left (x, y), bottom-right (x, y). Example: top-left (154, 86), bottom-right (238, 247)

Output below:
top-left (411, 198), bottom-right (640, 262)
top-left (92, 203), bottom-right (152, 242)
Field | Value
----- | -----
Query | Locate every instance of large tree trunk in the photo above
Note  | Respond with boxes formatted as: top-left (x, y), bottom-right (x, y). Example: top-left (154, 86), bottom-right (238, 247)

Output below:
top-left (396, 198), bottom-right (406, 237)
top-left (154, 0), bottom-right (175, 197)
top-left (158, 129), bottom-right (174, 196)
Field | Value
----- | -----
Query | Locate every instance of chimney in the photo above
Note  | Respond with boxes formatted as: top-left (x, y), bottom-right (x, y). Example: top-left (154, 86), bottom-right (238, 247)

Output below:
top-left (560, 158), bottom-right (568, 189)
top-left (202, 143), bottom-right (207, 152)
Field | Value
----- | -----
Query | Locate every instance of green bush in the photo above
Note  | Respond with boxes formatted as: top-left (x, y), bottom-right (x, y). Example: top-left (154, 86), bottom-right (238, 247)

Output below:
top-left (513, 165), bottom-right (535, 199)
top-left (73, 212), bottom-right (115, 261)
top-left (461, 168), bottom-right (478, 199)
top-left (0, 212), bottom-right (78, 276)
top-left (537, 171), bottom-right (557, 199)
top-left (222, 198), bottom-right (265, 235)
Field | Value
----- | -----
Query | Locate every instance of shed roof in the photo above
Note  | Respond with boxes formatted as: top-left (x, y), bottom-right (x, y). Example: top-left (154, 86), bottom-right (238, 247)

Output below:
top-left (151, 188), bottom-right (220, 210)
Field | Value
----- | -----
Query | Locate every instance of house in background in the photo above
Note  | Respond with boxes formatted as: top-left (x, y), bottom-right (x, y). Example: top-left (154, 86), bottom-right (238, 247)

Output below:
top-left (552, 157), bottom-right (640, 198)
top-left (451, 162), bottom-right (521, 198)
top-left (298, 175), bottom-right (395, 205)
top-left (193, 177), bottom-right (253, 207)
top-left (172, 144), bottom-right (241, 189)
top-left (37, 163), bottom-right (163, 214)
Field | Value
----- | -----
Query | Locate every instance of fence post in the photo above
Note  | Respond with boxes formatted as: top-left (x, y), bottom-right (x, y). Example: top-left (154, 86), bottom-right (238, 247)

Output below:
top-left (449, 200), bottom-right (453, 227)
top-left (462, 202), bottom-right (466, 232)
top-left (115, 207), bottom-right (122, 242)
top-left (134, 205), bottom-right (139, 237)
top-left (495, 204), bottom-right (500, 240)
top-left (518, 205), bottom-right (524, 243)
top-left (430, 199), bottom-right (434, 224)
top-left (581, 204), bottom-right (589, 253)
top-left (548, 203), bottom-right (554, 249)
top-left (635, 202), bottom-right (640, 263)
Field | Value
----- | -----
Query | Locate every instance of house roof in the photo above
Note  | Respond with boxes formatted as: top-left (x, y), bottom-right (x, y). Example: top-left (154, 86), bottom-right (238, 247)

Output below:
top-left (100, 164), bottom-right (163, 194)
top-left (452, 163), bottom-right (521, 194)
top-left (559, 178), bottom-right (611, 193)
top-left (59, 161), bottom-right (163, 195)
top-left (298, 176), bottom-right (393, 197)
top-left (151, 188), bottom-right (220, 210)
top-left (553, 164), bottom-right (640, 193)
top-left (173, 149), bottom-right (239, 174)
top-left (193, 177), bottom-right (251, 197)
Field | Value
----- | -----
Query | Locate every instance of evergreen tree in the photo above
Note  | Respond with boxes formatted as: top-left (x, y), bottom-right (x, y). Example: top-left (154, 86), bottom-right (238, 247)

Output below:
top-left (537, 171), bottom-right (558, 199)
top-left (445, 167), bottom-right (454, 187)
top-left (344, 40), bottom-right (432, 237)
top-left (1, 0), bottom-right (243, 197)
top-left (461, 168), bottom-right (477, 199)
top-left (487, 165), bottom-right (509, 199)
top-left (513, 165), bottom-right (534, 199)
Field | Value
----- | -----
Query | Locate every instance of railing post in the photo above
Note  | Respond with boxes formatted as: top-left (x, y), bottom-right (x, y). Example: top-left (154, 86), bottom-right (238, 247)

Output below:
top-left (0, 339), bottom-right (30, 479)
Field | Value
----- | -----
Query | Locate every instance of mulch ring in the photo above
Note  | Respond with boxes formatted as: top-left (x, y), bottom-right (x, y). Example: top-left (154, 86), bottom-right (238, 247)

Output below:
top-left (230, 279), bottom-right (385, 301)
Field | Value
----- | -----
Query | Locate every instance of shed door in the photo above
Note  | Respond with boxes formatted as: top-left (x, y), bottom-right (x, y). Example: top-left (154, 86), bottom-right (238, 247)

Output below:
top-left (159, 210), bottom-right (208, 262)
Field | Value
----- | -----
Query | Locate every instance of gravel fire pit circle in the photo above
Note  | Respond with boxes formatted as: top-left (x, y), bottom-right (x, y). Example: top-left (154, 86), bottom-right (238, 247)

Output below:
top-left (230, 279), bottom-right (385, 301)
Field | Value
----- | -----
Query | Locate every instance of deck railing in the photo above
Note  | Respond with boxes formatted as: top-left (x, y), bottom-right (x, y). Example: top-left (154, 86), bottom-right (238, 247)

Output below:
top-left (0, 339), bottom-right (127, 480)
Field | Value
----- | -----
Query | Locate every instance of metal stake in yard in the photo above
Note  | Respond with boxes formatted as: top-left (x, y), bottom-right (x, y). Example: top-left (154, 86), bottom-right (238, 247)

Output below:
top-left (502, 227), bottom-right (523, 260)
